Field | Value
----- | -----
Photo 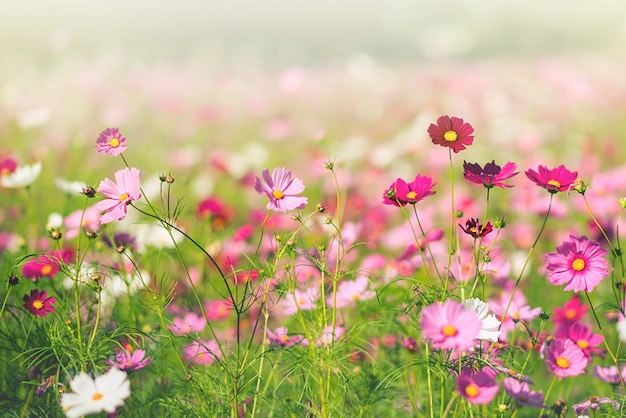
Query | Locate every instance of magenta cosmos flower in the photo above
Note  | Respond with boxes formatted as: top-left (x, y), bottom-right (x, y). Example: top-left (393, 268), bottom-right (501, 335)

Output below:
top-left (420, 299), bottom-right (482, 351)
top-left (94, 167), bottom-right (142, 224)
top-left (105, 348), bottom-right (152, 372)
top-left (556, 322), bottom-right (603, 360)
top-left (544, 338), bottom-right (588, 377)
top-left (254, 167), bottom-right (308, 213)
top-left (525, 164), bottom-right (578, 193)
top-left (502, 377), bottom-right (545, 408)
top-left (382, 174), bottom-right (436, 207)
top-left (427, 115), bottom-right (474, 153)
top-left (456, 368), bottom-right (499, 405)
top-left (23, 289), bottom-right (55, 317)
top-left (96, 127), bottom-right (127, 156)
top-left (545, 235), bottom-right (608, 292)
top-left (463, 160), bottom-right (518, 188)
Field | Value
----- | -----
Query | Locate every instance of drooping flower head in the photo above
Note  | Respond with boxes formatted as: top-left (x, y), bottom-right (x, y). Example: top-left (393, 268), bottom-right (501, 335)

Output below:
top-left (545, 235), bottom-right (608, 292)
top-left (420, 299), bottom-right (482, 351)
top-left (94, 167), bottom-right (142, 224)
top-left (456, 368), bottom-right (499, 405)
top-left (459, 218), bottom-right (493, 239)
top-left (23, 289), bottom-right (55, 317)
top-left (382, 174), bottom-right (436, 207)
top-left (544, 338), bottom-right (588, 377)
top-left (96, 127), bottom-right (127, 156)
top-left (254, 167), bottom-right (308, 213)
top-left (502, 377), bottom-right (546, 408)
top-left (463, 160), bottom-right (519, 188)
top-left (60, 367), bottom-right (130, 418)
top-left (525, 165), bottom-right (578, 193)
top-left (427, 115), bottom-right (474, 153)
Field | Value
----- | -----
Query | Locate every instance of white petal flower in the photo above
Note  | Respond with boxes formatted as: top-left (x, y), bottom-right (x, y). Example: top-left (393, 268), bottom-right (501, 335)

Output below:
top-left (462, 298), bottom-right (501, 342)
top-left (617, 317), bottom-right (626, 342)
top-left (61, 367), bottom-right (130, 418)
top-left (0, 161), bottom-right (42, 188)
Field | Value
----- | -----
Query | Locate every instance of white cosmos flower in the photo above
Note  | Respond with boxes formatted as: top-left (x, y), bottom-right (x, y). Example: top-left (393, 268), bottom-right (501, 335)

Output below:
top-left (60, 367), bottom-right (130, 418)
top-left (0, 161), bottom-right (42, 188)
top-left (461, 298), bottom-right (501, 343)
top-left (55, 177), bottom-right (88, 195)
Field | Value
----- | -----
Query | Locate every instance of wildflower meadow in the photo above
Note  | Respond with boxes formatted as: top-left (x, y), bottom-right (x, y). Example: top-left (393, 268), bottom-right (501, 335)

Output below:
top-left (3, 56), bottom-right (626, 418)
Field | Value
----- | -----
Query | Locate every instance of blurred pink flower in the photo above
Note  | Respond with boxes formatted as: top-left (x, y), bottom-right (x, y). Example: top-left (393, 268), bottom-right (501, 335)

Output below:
top-left (183, 340), bottom-right (221, 365)
top-left (0, 156), bottom-right (17, 176)
top-left (420, 299), bottom-right (481, 351)
top-left (427, 115), bottom-right (474, 153)
top-left (204, 300), bottom-right (232, 321)
top-left (280, 287), bottom-right (319, 315)
top-left (254, 167), bottom-right (307, 213)
top-left (545, 235), bottom-right (608, 292)
top-left (544, 338), bottom-right (588, 377)
top-left (525, 164), bottom-right (578, 194)
top-left (94, 167), bottom-right (141, 224)
top-left (63, 206), bottom-right (101, 239)
top-left (552, 294), bottom-right (587, 326)
top-left (267, 327), bottom-right (305, 347)
top-left (327, 276), bottom-right (375, 308)
top-left (456, 368), bottom-right (499, 405)
top-left (105, 348), bottom-right (152, 372)
top-left (96, 127), bottom-right (127, 156)
top-left (502, 377), bottom-right (545, 408)
top-left (169, 312), bottom-right (207, 336)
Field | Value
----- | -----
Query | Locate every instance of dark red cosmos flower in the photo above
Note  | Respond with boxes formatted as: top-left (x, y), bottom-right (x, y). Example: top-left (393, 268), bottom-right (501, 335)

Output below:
top-left (525, 165), bottom-right (578, 194)
top-left (23, 289), bottom-right (55, 317)
top-left (459, 218), bottom-right (493, 238)
top-left (463, 161), bottom-right (519, 188)
top-left (427, 115), bottom-right (474, 153)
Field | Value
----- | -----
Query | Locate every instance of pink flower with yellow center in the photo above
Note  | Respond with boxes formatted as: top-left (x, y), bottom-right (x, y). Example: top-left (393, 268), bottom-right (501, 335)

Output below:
top-left (382, 174), bottom-right (436, 207)
top-left (420, 299), bottom-right (482, 351)
top-left (456, 368), bottom-right (499, 405)
top-left (254, 167), bottom-right (308, 213)
top-left (525, 164), bottom-right (578, 193)
top-left (94, 167), bottom-right (141, 224)
top-left (95, 127), bottom-right (127, 156)
top-left (545, 235), bottom-right (608, 292)
top-left (544, 338), bottom-right (588, 377)
top-left (427, 115), bottom-right (474, 153)
top-left (22, 289), bottom-right (56, 317)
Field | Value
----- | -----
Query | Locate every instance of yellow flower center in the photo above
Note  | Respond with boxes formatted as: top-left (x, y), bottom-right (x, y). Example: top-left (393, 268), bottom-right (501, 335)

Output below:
top-left (571, 258), bottom-right (585, 271)
top-left (0, 168), bottom-right (8, 176)
top-left (352, 294), bottom-right (361, 301)
top-left (465, 383), bottom-right (480, 398)
top-left (565, 308), bottom-right (577, 320)
top-left (512, 311), bottom-right (520, 320)
top-left (442, 324), bottom-right (458, 337)
top-left (32, 300), bottom-right (44, 310)
top-left (406, 191), bottom-right (417, 199)
top-left (41, 265), bottom-right (53, 276)
top-left (443, 130), bottom-right (458, 142)
top-left (92, 392), bottom-right (103, 401)
top-left (577, 339), bottom-right (589, 349)
top-left (547, 179), bottom-right (561, 188)
top-left (272, 190), bottom-right (285, 200)
top-left (119, 193), bottom-right (129, 202)
top-left (555, 356), bottom-right (570, 369)
top-left (109, 137), bottom-right (120, 148)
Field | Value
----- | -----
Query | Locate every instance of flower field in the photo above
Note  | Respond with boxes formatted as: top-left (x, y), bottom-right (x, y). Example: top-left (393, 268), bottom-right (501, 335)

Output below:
top-left (2, 54), bottom-right (626, 417)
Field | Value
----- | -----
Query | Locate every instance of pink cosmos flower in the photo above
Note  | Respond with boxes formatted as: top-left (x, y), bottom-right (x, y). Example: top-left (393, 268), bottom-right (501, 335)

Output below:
top-left (420, 299), bottom-right (482, 351)
top-left (555, 322), bottom-right (603, 360)
top-left (0, 156), bottom-right (17, 176)
top-left (427, 115), bottom-right (474, 153)
top-left (401, 336), bottom-right (419, 353)
top-left (63, 206), bottom-right (101, 239)
top-left (23, 289), bottom-right (55, 317)
top-left (326, 276), bottom-right (376, 308)
top-left (593, 365), bottom-right (626, 385)
top-left (490, 290), bottom-right (541, 336)
top-left (525, 164), bottom-right (578, 193)
top-left (280, 287), bottom-right (319, 315)
top-left (456, 368), bottom-right (499, 405)
top-left (204, 300), bottom-right (232, 321)
top-left (267, 327), bottom-right (305, 347)
top-left (318, 324), bottom-right (345, 346)
top-left (382, 174), bottom-right (436, 207)
top-left (169, 312), bottom-right (207, 336)
top-left (573, 396), bottom-right (621, 416)
top-left (105, 348), bottom-right (152, 372)
top-left (183, 339), bottom-right (221, 365)
top-left (21, 249), bottom-right (72, 281)
top-left (552, 294), bottom-right (587, 326)
top-left (96, 127), bottom-right (127, 156)
top-left (463, 160), bottom-right (519, 188)
top-left (544, 338), bottom-right (588, 377)
top-left (94, 167), bottom-right (142, 224)
top-left (502, 377), bottom-right (545, 408)
top-left (254, 167), bottom-right (308, 213)
top-left (545, 235), bottom-right (608, 292)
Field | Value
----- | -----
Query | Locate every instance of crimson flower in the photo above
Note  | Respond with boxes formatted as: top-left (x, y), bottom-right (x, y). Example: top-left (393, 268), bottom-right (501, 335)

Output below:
top-left (463, 160), bottom-right (518, 188)
top-left (94, 167), bottom-right (142, 224)
top-left (459, 218), bottom-right (493, 238)
top-left (525, 164), bottom-right (578, 193)
top-left (382, 174), bottom-right (436, 207)
top-left (95, 127), bottom-right (127, 156)
top-left (545, 235), bottom-right (608, 292)
top-left (427, 115), bottom-right (474, 153)
top-left (23, 289), bottom-right (55, 317)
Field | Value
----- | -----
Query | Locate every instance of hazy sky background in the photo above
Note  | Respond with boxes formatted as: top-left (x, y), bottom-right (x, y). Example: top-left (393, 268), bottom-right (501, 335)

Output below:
top-left (2, 1), bottom-right (626, 66)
